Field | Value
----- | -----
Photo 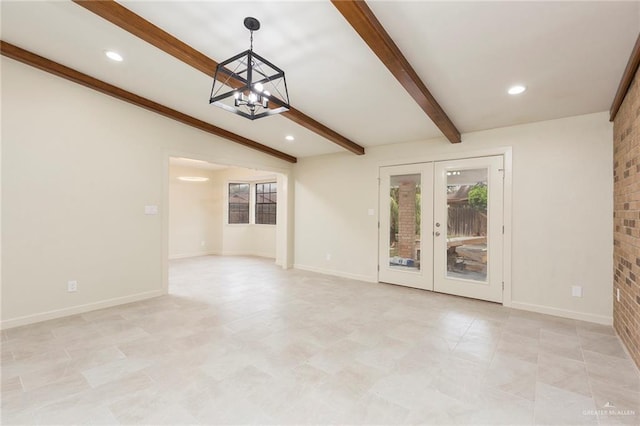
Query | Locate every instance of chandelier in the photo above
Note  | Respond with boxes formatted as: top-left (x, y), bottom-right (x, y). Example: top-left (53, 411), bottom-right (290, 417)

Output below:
top-left (209, 17), bottom-right (290, 120)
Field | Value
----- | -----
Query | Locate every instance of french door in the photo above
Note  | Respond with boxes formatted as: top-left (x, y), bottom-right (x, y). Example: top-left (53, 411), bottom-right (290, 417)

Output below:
top-left (378, 164), bottom-right (434, 290)
top-left (379, 156), bottom-right (504, 303)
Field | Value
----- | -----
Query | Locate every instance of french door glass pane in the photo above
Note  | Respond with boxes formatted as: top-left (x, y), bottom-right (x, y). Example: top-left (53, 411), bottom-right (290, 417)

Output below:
top-left (446, 168), bottom-right (488, 282)
top-left (389, 174), bottom-right (421, 271)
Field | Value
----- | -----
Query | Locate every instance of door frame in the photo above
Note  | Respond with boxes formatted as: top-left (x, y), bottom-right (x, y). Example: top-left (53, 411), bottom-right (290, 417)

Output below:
top-left (377, 147), bottom-right (513, 307)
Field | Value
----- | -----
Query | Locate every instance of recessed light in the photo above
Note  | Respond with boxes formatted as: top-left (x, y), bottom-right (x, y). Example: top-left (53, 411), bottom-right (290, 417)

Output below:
top-left (105, 50), bottom-right (123, 62)
top-left (177, 176), bottom-right (209, 182)
top-left (508, 85), bottom-right (526, 95)
top-left (285, 135), bottom-right (295, 141)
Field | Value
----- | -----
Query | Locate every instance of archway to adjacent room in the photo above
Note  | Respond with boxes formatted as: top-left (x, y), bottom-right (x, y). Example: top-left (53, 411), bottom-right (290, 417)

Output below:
top-left (164, 156), bottom-right (291, 293)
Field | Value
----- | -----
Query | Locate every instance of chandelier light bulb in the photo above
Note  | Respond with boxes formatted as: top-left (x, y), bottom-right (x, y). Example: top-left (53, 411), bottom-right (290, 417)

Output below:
top-left (254, 83), bottom-right (264, 92)
top-left (248, 92), bottom-right (258, 103)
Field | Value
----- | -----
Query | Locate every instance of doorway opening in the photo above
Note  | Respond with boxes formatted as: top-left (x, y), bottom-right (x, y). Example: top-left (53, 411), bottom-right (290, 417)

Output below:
top-left (167, 156), bottom-right (288, 293)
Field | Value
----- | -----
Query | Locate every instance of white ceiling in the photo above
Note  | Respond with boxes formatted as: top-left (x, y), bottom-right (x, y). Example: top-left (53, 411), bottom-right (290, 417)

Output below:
top-left (2, 1), bottom-right (638, 160)
top-left (367, 1), bottom-right (640, 132)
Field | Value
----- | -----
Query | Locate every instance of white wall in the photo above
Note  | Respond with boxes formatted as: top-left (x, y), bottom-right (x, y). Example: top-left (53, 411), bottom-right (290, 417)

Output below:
top-left (294, 112), bottom-right (614, 324)
top-left (1, 55), bottom-right (614, 328)
top-left (1, 58), bottom-right (292, 328)
top-left (168, 165), bottom-right (221, 259)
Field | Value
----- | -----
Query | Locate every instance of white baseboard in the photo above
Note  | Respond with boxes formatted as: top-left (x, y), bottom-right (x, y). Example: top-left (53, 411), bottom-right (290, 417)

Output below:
top-left (510, 301), bottom-right (613, 325)
top-left (221, 251), bottom-right (275, 259)
top-left (0, 290), bottom-right (164, 330)
top-left (169, 251), bottom-right (218, 260)
top-left (170, 252), bottom-right (276, 260)
top-left (293, 264), bottom-right (377, 283)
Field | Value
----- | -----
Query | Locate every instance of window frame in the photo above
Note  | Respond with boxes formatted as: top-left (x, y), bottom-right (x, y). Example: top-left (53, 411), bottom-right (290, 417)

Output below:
top-left (227, 182), bottom-right (251, 224)
top-left (226, 180), bottom-right (278, 226)
top-left (255, 181), bottom-right (277, 225)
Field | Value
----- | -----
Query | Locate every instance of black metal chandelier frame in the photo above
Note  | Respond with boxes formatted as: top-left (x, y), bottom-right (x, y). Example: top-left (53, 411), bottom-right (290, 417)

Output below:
top-left (209, 17), bottom-right (290, 120)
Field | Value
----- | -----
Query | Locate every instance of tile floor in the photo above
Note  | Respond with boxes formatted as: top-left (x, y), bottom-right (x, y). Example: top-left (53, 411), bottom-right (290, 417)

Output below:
top-left (2, 255), bottom-right (640, 425)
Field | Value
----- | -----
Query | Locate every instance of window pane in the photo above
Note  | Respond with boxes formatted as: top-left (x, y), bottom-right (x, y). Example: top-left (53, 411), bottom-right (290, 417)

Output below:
top-left (389, 174), bottom-right (421, 271)
top-left (446, 168), bottom-right (488, 282)
top-left (229, 183), bottom-right (249, 224)
top-left (256, 181), bottom-right (277, 225)
top-left (230, 183), bottom-right (249, 197)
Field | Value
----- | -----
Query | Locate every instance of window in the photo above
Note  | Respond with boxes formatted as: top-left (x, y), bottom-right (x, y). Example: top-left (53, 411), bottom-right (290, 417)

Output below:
top-left (228, 183), bottom-right (250, 224)
top-left (228, 181), bottom-right (277, 225)
top-left (255, 182), bottom-right (277, 225)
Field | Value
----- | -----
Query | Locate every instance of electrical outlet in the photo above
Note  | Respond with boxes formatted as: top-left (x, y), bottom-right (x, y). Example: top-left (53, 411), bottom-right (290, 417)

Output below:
top-left (201, 240), bottom-right (206, 247)
top-left (67, 280), bottom-right (78, 292)
top-left (571, 285), bottom-right (583, 298)
top-left (617, 288), bottom-right (621, 302)
top-left (326, 253), bottom-right (332, 261)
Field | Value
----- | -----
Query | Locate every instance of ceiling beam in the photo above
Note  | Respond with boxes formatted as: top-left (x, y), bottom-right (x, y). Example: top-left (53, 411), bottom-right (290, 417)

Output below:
top-left (332, 0), bottom-right (461, 144)
top-left (0, 41), bottom-right (297, 163)
top-left (610, 33), bottom-right (640, 121)
top-left (72, 0), bottom-right (365, 156)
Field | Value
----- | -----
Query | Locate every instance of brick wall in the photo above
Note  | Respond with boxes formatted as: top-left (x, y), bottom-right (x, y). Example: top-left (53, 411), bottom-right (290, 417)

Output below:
top-left (613, 66), bottom-right (640, 370)
top-left (397, 181), bottom-right (417, 259)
